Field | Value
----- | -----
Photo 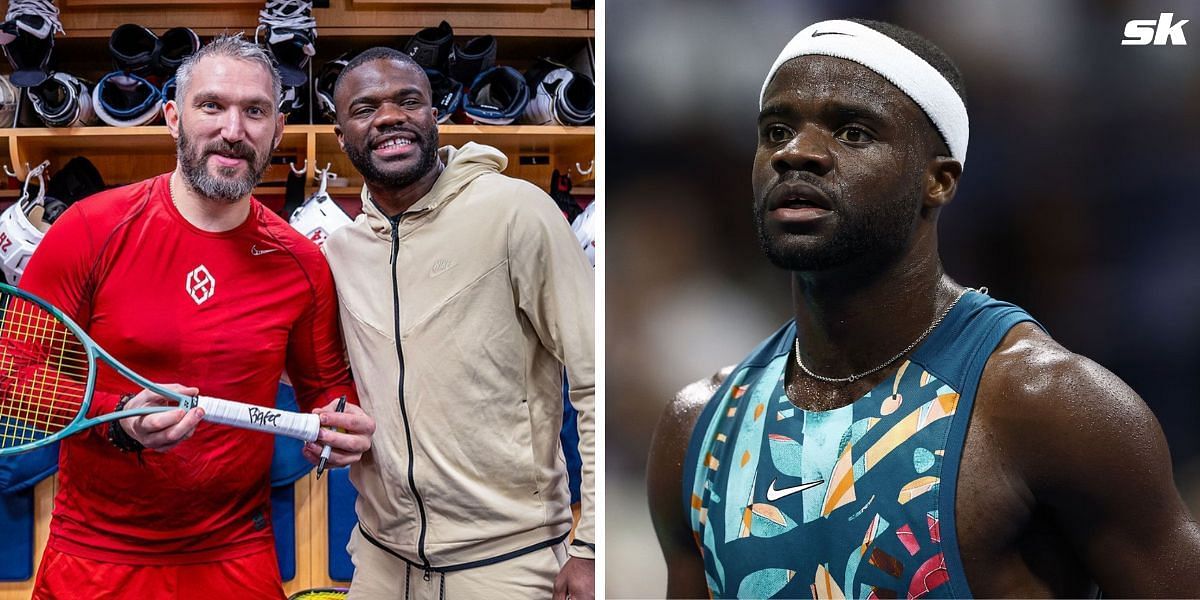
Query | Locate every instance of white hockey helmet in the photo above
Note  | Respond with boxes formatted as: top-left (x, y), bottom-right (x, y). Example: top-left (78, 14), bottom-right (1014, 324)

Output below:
top-left (289, 193), bottom-right (351, 248)
top-left (571, 201), bottom-right (595, 268)
top-left (0, 199), bottom-right (52, 285)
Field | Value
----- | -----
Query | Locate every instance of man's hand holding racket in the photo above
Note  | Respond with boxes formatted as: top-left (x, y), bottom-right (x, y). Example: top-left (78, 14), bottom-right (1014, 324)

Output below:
top-left (118, 384), bottom-right (203, 451)
top-left (301, 398), bottom-right (375, 469)
top-left (0, 284), bottom-right (335, 456)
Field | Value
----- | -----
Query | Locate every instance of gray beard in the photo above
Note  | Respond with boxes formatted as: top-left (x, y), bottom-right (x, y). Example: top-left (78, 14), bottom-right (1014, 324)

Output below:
top-left (177, 125), bottom-right (270, 203)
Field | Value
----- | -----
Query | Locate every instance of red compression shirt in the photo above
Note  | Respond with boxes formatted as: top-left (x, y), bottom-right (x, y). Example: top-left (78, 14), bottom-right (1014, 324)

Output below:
top-left (19, 173), bottom-right (355, 564)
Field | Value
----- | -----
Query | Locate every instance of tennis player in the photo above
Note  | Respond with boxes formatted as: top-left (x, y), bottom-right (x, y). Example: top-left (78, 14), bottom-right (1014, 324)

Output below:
top-left (22, 35), bottom-right (374, 599)
top-left (324, 48), bottom-right (595, 600)
top-left (648, 19), bottom-right (1200, 598)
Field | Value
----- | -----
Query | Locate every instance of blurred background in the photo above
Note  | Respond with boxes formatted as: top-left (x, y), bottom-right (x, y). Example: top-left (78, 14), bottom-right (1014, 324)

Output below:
top-left (606, 0), bottom-right (1200, 596)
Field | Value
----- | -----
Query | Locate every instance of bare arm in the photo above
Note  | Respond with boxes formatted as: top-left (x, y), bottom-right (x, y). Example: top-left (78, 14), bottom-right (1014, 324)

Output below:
top-left (648, 368), bottom-right (731, 599)
top-left (983, 325), bottom-right (1200, 596)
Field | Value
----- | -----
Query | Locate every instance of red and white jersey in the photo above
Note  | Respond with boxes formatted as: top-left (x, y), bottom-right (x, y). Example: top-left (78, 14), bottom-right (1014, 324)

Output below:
top-left (19, 173), bottom-right (355, 564)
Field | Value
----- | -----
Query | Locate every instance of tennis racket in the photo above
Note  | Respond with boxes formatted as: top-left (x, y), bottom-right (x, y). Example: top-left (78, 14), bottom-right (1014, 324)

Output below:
top-left (288, 588), bottom-right (348, 600)
top-left (0, 282), bottom-right (320, 455)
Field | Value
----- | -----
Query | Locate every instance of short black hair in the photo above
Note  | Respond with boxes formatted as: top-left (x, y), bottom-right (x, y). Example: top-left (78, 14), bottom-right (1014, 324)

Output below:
top-left (332, 46), bottom-right (424, 107)
top-left (847, 19), bottom-right (967, 110)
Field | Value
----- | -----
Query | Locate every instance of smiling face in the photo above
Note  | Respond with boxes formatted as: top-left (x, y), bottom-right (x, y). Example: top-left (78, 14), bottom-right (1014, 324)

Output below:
top-left (333, 58), bottom-right (440, 191)
top-left (165, 55), bottom-right (283, 203)
top-left (752, 55), bottom-right (942, 273)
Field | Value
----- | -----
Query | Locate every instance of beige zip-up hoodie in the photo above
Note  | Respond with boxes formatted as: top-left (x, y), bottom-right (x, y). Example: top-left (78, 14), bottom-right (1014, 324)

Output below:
top-left (323, 143), bottom-right (595, 570)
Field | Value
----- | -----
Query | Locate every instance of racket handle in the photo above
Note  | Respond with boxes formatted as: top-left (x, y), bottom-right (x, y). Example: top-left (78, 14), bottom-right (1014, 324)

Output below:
top-left (191, 395), bottom-right (320, 442)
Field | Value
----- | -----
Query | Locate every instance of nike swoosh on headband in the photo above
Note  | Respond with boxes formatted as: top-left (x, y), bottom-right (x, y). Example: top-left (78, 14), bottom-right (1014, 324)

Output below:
top-left (765, 478), bottom-right (825, 501)
top-left (811, 31), bottom-right (853, 37)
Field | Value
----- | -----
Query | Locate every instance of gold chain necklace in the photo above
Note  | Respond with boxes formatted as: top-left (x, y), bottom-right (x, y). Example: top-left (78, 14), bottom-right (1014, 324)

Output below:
top-left (793, 287), bottom-right (982, 384)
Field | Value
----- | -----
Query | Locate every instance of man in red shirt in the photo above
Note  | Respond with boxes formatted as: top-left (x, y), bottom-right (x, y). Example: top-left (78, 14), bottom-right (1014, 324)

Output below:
top-left (21, 35), bottom-right (375, 599)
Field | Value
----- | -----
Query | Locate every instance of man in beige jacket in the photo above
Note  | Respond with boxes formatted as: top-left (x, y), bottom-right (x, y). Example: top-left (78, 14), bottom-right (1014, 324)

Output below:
top-left (324, 47), bottom-right (595, 600)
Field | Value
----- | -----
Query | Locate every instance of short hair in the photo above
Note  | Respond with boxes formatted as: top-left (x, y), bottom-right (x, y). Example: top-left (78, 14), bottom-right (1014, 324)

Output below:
top-left (174, 34), bottom-right (282, 109)
top-left (332, 46), bottom-right (425, 108)
top-left (847, 19), bottom-right (967, 110)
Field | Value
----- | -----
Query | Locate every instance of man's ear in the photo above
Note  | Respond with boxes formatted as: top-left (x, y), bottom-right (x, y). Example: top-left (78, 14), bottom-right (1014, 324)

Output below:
top-left (924, 156), bottom-right (962, 209)
top-left (164, 100), bottom-right (181, 140)
top-left (273, 112), bottom-right (286, 149)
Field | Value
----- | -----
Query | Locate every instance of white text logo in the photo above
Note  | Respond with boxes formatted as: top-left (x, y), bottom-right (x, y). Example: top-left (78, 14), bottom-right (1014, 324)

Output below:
top-left (1123, 13), bottom-right (1189, 45)
top-left (186, 265), bottom-right (216, 305)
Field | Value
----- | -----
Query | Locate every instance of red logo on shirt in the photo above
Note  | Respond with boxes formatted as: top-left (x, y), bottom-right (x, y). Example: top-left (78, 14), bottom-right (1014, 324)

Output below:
top-left (186, 265), bottom-right (216, 305)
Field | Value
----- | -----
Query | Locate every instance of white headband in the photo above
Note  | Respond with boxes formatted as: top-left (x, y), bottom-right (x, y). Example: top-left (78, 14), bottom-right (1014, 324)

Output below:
top-left (760, 20), bottom-right (969, 168)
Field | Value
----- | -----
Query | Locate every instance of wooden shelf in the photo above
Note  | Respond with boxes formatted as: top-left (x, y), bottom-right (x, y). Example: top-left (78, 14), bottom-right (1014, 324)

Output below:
top-left (48, 34), bottom-right (591, 84)
top-left (306, 124), bottom-right (592, 194)
top-left (55, 0), bottom-right (594, 39)
top-left (2, 124), bottom-right (592, 141)
top-left (0, 124), bottom-right (594, 199)
top-left (349, 0), bottom-right (554, 7)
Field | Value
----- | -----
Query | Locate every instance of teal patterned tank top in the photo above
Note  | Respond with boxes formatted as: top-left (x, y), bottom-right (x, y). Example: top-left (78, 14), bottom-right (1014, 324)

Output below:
top-left (682, 291), bottom-right (1037, 599)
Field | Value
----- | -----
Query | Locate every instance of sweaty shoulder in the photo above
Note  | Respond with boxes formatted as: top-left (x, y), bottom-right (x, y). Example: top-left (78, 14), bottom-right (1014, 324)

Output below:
top-left (673, 366), bottom-right (734, 430)
top-left (651, 366), bottom-right (735, 499)
top-left (975, 321), bottom-right (1165, 492)
top-left (648, 366), bottom-right (735, 599)
top-left (980, 322), bottom-right (1141, 422)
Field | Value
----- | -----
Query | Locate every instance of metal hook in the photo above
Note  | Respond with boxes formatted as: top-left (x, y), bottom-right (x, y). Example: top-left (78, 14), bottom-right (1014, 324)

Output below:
top-left (575, 160), bottom-right (594, 176)
top-left (26, 160), bottom-right (50, 180)
top-left (3, 164), bottom-right (19, 178)
top-left (20, 160), bottom-right (50, 212)
top-left (314, 163), bottom-right (336, 199)
top-left (313, 162), bottom-right (335, 180)
top-left (289, 159), bottom-right (308, 175)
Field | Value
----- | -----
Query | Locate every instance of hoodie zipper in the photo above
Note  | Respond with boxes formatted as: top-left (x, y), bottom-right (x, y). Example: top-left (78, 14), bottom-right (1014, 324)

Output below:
top-left (389, 216), bottom-right (432, 572)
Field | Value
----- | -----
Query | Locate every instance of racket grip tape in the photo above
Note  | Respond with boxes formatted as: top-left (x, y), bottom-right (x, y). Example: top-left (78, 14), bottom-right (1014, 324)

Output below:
top-left (192, 395), bottom-right (320, 442)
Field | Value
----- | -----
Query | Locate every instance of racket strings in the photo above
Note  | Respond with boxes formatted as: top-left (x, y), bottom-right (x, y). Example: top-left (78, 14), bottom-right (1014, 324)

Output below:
top-left (288, 590), bottom-right (348, 600)
top-left (0, 294), bottom-right (91, 447)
